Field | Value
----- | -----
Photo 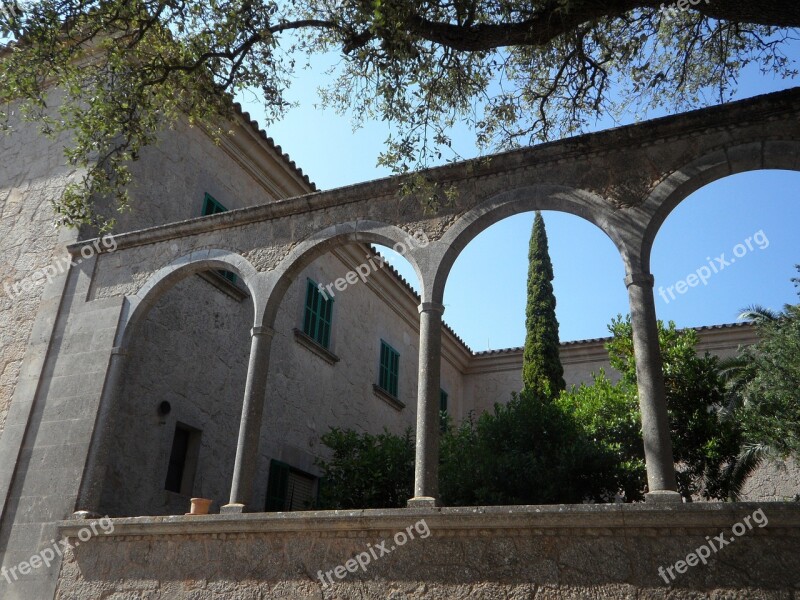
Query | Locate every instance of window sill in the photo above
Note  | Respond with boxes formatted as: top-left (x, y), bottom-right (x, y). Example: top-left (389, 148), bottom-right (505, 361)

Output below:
top-left (372, 384), bottom-right (405, 411)
top-left (293, 328), bottom-right (340, 365)
top-left (198, 270), bottom-right (249, 302)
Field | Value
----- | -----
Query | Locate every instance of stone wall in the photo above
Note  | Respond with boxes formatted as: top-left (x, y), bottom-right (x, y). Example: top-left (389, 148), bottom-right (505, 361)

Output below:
top-left (0, 104), bottom-right (316, 599)
top-left (742, 456), bottom-right (800, 502)
top-left (54, 503), bottom-right (800, 599)
top-left (95, 116), bottom-right (312, 232)
top-left (101, 243), bottom-right (475, 517)
top-left (99, 274), bottom-right (254, 518)
top-left (0, 101), bottom-right (81, 438)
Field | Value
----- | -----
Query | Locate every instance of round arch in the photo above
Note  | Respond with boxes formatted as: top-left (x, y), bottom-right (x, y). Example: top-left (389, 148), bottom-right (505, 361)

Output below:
top-left (431, 184), bottom-right (626, 302)
top-left (260, 220), bottom-right (427, 328)
top-left (636, 140), bottom-right (800, 272)
top-left (117, 248), bottom-right (261, 349)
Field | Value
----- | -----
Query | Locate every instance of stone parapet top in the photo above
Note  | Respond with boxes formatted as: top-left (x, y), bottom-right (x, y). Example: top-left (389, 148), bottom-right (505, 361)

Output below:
top-left (58, 502), bottom-right (800, 538)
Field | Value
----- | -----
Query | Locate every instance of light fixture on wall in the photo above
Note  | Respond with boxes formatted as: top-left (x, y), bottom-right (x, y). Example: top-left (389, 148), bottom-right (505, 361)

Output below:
top-left (157, 401), bottom-right (171, 424)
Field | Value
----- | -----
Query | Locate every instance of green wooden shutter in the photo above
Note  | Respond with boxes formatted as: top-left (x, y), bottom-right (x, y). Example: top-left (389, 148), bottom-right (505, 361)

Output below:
top-left (303, 279), bottom-right (333, 348)
top-left (379, 341), bottom-right (400, 397)
top-left (265, 460), bottom-right (290, 511)
top-left (201, 194), bottom-right (237, 283)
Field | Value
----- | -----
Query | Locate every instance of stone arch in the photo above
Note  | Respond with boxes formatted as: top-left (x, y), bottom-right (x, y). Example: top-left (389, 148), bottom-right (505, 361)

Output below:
top-left (634, 140), bottom-right (800, 273)
top-left (431, 184), bottom-right (625, 302)
top-left (117, 248), bottom-right (262, 348)
top-left (260, 220), bottom-right (428, 327)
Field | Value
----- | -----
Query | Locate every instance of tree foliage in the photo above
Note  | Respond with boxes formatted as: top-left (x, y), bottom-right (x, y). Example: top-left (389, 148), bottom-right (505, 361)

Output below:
top-left (2, 0), bottom-right (798, 227)
top-left (439, 388), bottom-right (621, 505)
top-left (315, 315), bottom-right (757, 509)
top-left (314, 426), bottom-right (414, 509)
top-left (522, 211), bottom-right (565, 399)
top-left (599, 316), bottom-right (745, 500)
top-left (724, 267), bottom-right (800, 458)
top-left (556, 371), bottom-right (647, 502)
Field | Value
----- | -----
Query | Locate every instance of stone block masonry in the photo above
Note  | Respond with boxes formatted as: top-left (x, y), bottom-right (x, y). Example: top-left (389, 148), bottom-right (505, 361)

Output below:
top-left (54, 503), bottom-right (800, 599)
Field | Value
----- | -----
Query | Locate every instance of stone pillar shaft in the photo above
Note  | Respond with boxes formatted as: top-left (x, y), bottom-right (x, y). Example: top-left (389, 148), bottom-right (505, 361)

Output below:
top-left (408, 302), bottom-right (444, 508)
top-left (625, 273), bottom-right (681, 502)
top-left (223, 325), bottom-right (274, 512)
top-left (74, 347), bottom-right (127, 517)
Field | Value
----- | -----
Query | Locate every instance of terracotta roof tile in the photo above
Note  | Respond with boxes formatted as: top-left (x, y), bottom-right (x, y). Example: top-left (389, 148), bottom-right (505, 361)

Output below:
top-left (232, 102), bottom-right (316, 191)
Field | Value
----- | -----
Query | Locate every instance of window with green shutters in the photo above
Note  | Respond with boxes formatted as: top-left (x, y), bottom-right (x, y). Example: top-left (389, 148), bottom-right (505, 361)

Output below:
top-left (303, 279), bottom-right (333, 348)
top-left (201, 194), bottom-right (237, 283)
top-left (265, 460), bottom-right (290, 511)
top-left (202, 193), bottom-right (228, 216)
top-left (378, 340), bottom-right (400, 398)
top-left (265, 459), bottom-right (317, 511)
top-left (439, 389), bottom-right (448, 432)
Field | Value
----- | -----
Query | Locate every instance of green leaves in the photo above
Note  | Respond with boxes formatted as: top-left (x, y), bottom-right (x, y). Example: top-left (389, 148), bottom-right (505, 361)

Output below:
top-left (604, 315), bottom-right (745, 500)
top-left (522, 211), bottom-right (565, 399)
top-left (730, 270), bottom-right (800, 459)
top-left (315, 427), bottom-right (415, 509)
top-left (440, 389), bottom-right (622, 505)
top-left (4, 1), bottom-right (798, 227)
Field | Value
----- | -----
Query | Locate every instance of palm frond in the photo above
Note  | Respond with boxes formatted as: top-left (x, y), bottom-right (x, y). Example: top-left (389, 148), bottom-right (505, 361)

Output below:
top-left (738, 305), bottom-right (779, 324)
top-left (725, 443), bottom-right (772, 501)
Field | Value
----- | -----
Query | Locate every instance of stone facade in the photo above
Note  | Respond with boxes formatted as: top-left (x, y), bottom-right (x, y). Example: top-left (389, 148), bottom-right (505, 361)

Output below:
top-left (0, 99), bottom-right (82, 439)
top-left (0, 102), bottom-right (313, 600)
top-left (54, 504), bottom-right (800, 599)
top-left (1, 86), bottom-right (800, 600)
top-left (96, 233), bottom-right (765, 520)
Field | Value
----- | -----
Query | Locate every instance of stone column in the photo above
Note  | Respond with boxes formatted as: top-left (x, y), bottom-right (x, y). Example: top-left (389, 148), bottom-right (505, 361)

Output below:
top-left (408, 302), bottom-right (444, 508)
top-left (625, 273), bottom-right (681, 502)
top-left (222, 325), bottom-right (275, 513)
top-left (73, 346), bottom-right (127, 518)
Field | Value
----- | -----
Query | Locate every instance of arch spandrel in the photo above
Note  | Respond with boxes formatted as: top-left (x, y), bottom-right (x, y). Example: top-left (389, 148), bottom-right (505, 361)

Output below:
top-left (429, 184), bottom-right (627, 303)
top-left (117, 249), bottom-right (262, 349)
top-left (633, 140), bottom-right (800, 274)
top-left (66, 88), bottom-right (800, 328)
top-left (259, 220), bottom-right (429, 328)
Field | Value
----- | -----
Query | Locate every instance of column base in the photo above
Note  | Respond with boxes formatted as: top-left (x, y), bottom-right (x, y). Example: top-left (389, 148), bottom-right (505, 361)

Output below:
top-left (406, 496), bottom-right (441, 508)
top-left (644, 490), bottom-right (683, 504)
top-left (220, 503), bottom-right (248, 514)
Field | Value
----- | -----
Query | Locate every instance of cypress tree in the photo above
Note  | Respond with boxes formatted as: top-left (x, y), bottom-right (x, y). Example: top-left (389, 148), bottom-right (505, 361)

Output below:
top-left (522, 211), bottom-right (566, 399)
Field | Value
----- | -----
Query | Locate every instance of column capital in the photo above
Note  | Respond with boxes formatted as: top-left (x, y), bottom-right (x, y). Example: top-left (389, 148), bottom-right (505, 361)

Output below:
top-left (418, 302), bottom-right (445, 315)
top-left (624, 272), bottom-right (655, 289)
top-left (251, 325), bottom-right (275, 338)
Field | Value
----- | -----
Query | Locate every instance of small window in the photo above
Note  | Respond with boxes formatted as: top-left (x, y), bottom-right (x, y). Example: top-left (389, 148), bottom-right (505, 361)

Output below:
top-left (265, 460), bottom-right (317, 512)
top-left (439, 389), bottom-right (449, 432)
top-left (202, 193), bottom-right (228, 216)
top-left (303, 279), bottom-right (333, 349)
top-left (201, 194), bottom-right (236, 283)
top-left (164, 423), bottom-right (201, 495)
top-left (378, 340), bottom-right (400, 398)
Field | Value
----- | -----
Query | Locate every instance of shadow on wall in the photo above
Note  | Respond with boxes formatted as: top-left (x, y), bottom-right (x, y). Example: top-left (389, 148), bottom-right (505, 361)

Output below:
top-left (99, 271), bottom-right (253, 517)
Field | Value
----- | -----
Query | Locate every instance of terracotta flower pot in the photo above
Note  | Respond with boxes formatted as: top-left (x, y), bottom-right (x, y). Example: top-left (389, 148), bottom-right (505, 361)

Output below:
top-left (188, 497), bottom-right (213, 515)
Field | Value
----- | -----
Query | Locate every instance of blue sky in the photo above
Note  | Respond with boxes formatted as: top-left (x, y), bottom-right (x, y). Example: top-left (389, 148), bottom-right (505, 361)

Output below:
top-left (241, 42), bottom-right (800, 350)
